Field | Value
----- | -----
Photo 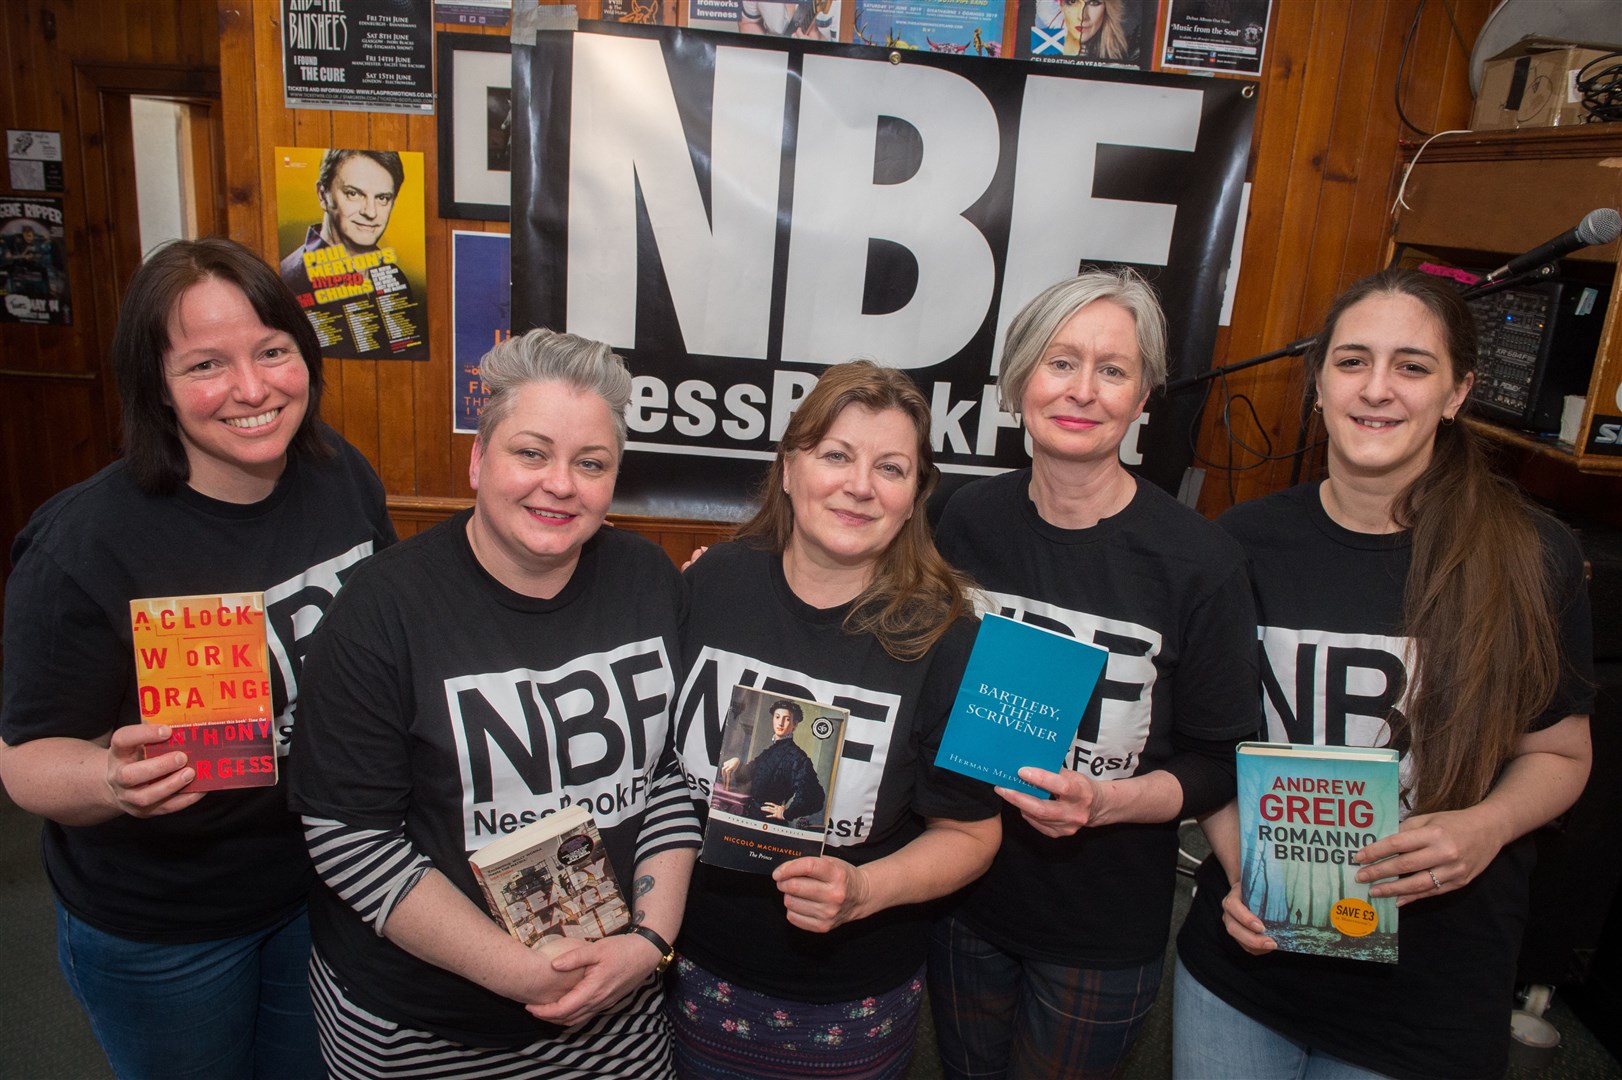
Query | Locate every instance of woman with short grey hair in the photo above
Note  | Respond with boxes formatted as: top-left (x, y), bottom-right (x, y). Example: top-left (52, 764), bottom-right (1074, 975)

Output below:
top-left (927, 269), bottom-right (1261, 1078)
top-left (291, 327), bottom-right (697, 1079)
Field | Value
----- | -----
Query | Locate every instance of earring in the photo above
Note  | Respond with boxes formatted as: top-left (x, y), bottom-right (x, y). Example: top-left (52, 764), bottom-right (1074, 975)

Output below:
top-left (1441, 414), bottom-right (1456, 426)
top-left (1312, 400), bottom-right (1323, 414)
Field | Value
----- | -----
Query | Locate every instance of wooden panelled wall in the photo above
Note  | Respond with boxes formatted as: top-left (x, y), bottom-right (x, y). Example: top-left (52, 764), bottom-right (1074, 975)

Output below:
top-left (0, 0), bottom-right (223, 617)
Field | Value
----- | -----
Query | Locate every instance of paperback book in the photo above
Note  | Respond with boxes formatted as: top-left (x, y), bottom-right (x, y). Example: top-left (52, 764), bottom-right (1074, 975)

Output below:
top-left (701, 686), bottom-right (848, 874)
top-left (468, 804), bottom-right (632, 948)
top-left (129, 592), bottom-right (276, 791)
top-left (1236, 741), bottom-right (1401, 963)
top-left (936, 613), bottom-right (1109, 796)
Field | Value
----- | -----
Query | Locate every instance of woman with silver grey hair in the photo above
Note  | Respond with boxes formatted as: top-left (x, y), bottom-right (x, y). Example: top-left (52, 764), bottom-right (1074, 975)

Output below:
top-left (290, 328), bottom-right (698, 1079)
top-left (926, 269), bottom-right (1262, 1078)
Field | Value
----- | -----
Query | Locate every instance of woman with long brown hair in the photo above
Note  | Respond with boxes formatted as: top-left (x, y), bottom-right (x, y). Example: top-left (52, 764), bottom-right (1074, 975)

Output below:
top-left (667, 360), bottom-right (1001, 1079)
top-left (1174, 268), bottom-right (1594, 1079)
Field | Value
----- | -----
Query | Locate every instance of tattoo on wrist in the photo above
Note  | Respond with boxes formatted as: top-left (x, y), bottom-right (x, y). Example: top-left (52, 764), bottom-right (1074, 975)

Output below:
top-left (633, 910), bottom-right (646, 925)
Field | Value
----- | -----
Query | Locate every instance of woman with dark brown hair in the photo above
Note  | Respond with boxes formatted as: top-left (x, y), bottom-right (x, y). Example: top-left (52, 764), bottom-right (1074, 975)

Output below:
top-left (667, 360), bottom-right (1001, 1079)
top-left (0, 237), bottom-right (394, 1080)
top-left (1174, 267), bottom-right (1594, 1079)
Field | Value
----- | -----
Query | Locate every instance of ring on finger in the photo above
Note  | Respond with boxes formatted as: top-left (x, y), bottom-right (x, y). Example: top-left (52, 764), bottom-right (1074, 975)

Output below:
top-left (1427, 869), bottom-right (1442, 890)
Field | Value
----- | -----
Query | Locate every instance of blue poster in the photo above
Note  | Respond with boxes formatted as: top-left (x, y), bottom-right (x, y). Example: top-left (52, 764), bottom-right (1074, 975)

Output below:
top-left (452, 230), bottom-right (511, 434)
top-left (853, 0), bottom-right (1004, 55)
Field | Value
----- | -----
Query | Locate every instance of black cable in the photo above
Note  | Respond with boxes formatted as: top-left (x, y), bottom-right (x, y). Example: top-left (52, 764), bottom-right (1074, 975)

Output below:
top-left (1575, 52), bottom-right (1622, 124)
top-left (1394, 0), bottom-right (1432, 138)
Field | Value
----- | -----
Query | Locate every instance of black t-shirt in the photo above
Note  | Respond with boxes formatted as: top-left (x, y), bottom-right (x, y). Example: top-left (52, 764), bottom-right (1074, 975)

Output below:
top-left (937, 470), bottom-right (1261, 967)
top-left (672, 542), bottom-right (999, 1002)
top-left (0, 437), bottom-right (394, 941)
top-left (1176, 482), bottom-right (1596, 1080)
top-left (289, 514), bottom-right (693, 1046)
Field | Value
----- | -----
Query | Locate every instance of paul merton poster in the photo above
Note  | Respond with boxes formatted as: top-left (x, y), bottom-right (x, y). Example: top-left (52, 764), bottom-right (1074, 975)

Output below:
top-left (276, 147), bottom-right (430, 360)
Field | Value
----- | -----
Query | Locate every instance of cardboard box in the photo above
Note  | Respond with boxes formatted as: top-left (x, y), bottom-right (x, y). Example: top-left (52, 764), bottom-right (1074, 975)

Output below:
top-left (1471, 38), bottom-right (1620, 131)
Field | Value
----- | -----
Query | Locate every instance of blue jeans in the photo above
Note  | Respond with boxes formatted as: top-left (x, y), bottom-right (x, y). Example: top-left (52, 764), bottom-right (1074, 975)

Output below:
top-left (1171, 958), bottom-right (1390, 1079)
top-left (928, 915), bottom-right (1162, 1080)
top-left (56, 901), bottom-right (323, 1080)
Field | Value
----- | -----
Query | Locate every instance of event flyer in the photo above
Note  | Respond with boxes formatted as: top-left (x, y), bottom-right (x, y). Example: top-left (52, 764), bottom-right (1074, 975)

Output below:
top-left (685, 0), bottom-right (843, 40)
top-left (452, 230), bottom-right (512, 433)
top-left (1021, 0), bottom-right (1155, 67)
top-left (0, 195), bottom-right (72, 326)
top-left (853, 0), bottom-right (1003, 55)
top-left (276, 147), bottom-right (430, 360)
top-left (1161, 0), bottom-right (1270, 75)
top-left (282, 0), bottom-right (435, 113)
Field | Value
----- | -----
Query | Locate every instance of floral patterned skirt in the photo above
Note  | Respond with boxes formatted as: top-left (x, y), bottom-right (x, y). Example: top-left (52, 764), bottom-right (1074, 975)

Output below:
top-left (666, 953), bottom-right (925, 1079)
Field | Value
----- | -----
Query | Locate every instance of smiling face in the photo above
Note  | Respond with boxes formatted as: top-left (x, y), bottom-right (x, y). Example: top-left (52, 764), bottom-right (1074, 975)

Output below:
top-left (467, 380), bottom-right (620, 596)
top-left (1316, 292), bottom-right (1473, 491)
top-left (1062, 0), bottom-right (1105, 47)
top-left (318, 155), bottom-right (397, 253)
top-left (1020, 299), bottom-right (1147, 467)
top-left (162, 277), bottom-right (310, 503)
top-left (783, 404), bottom-right (920, 579)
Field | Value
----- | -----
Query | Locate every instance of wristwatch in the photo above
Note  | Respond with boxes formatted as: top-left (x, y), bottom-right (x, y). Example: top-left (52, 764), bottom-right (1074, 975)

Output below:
top-left (627, 925), bottom-right (676, 974)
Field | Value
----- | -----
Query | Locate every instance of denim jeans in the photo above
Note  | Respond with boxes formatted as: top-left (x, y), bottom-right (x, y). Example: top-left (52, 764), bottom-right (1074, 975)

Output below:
top-left (1171, 958), bottom-right (1391, 1079)
top-left (56, 901), bottom-right (323, 1080)
top-left (927, 915), bottom-right (1162, 1080)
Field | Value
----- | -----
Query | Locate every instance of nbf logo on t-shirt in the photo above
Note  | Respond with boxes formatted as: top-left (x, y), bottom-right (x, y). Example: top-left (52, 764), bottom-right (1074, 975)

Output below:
top-left (1257, 625), bottom-right (1411, 752)
top-left (444, 637), bottom-right (676, 849)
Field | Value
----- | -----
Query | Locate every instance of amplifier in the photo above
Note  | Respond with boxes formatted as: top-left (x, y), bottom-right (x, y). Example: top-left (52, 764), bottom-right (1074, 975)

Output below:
top-left (1467, 281), bottom-right (1609, 435)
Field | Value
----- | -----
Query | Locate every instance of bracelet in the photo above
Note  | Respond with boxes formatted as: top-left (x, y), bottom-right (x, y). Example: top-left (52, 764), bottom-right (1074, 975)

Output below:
top-left (626, 925), bottom-right (676, 974)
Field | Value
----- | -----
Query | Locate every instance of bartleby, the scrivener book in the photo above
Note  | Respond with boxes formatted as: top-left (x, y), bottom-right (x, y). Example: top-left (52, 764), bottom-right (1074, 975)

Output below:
top-left (936, 613), bottom-right (1109, 797)
top-left (701, 685), bottom-right (848, 874)
top-left (468, 804), bottom-right (631, 949)
top-left (129, 592), bottom-right (276, 792)
top-left (1237, 741), bottom-right (1401, 963)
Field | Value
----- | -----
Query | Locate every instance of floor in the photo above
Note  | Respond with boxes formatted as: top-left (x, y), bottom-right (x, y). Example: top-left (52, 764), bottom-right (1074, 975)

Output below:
top-left (1, 792), bottom-right (1616, 1079)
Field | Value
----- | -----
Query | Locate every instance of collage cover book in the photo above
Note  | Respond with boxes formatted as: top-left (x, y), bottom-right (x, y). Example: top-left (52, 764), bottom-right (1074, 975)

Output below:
top-left (936, 613), bottom-right (1109, 796)
top-left (1236, 741), bottom-right (1401, 963)
top-left (129, 592), bottom-right (276, 792)
top-left (701, 686), bottom-right (848, 874)
top-left (468, 804), bottom-right (631, 948)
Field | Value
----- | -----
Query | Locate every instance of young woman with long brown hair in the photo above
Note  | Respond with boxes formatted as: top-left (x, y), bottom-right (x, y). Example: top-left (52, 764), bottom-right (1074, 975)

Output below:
top-left (1173, 268), bottom-right (1594, 1080)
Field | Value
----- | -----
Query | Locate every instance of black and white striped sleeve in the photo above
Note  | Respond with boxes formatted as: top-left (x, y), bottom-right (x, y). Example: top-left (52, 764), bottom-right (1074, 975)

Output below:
top-left (634, 752), bottom-right (702, 866)
top-left (303, 816), bottom-right (433, 935)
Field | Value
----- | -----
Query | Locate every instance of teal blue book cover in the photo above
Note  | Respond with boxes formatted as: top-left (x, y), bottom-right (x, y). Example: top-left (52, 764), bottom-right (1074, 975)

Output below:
top-left (936, 613), bottom-right (1108, 797)
top-left (1236, 742), bottom-right (1401, 963)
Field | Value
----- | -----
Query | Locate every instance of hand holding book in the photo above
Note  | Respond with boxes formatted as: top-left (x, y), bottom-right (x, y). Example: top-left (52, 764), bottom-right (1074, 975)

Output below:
top-left (104, 723), bottom-right (204, 818)
top-left (993, 765), bottom-right (1107, 837)
top-left (772, 854), bottom-right (874, 933)
top-left (1355, 805), bottom-right (1505, 907)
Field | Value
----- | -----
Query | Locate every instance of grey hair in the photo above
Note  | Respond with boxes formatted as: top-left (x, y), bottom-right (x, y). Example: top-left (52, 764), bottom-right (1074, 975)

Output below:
top-left (997, 268), bottom-right (1169, 412)
top-left (475, 329), bottom-right (632, 450)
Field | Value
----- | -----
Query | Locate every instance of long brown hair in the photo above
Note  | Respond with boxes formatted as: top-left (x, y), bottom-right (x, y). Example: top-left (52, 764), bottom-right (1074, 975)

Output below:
top-left (735, 361), bottom-right (973, 661)
top-left (1306, 269), bottom-right (1563, 814)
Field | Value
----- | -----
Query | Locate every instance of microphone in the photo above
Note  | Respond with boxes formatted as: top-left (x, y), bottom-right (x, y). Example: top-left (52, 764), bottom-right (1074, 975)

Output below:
top-left (1481, 208), bottom-right (1622, 283)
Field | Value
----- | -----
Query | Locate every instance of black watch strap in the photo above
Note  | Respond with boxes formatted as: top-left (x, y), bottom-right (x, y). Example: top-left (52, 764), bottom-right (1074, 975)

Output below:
top-left (627, 925), bottom-right (676, 973)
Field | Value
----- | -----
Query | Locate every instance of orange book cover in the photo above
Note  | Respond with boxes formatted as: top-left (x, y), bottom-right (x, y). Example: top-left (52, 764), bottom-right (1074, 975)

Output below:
top-left (129, 592), bottom-right (277, 791)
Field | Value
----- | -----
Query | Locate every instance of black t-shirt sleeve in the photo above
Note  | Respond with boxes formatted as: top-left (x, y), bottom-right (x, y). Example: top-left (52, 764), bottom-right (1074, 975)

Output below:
top-left (912, 617), bottom-right (1001, 822)
top-left (0, 543), bottom-right (128, 745)
top-left (288, 579), bottom-right (416, 831)
top-left (1538, 517), bottom-right (1596, 729)
top-left (1170, 560), bottom-right (1264, 743)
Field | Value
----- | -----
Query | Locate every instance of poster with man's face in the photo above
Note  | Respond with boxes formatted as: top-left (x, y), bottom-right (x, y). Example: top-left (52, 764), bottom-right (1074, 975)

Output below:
top-left (275, 146), bottom-right (430, 360)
